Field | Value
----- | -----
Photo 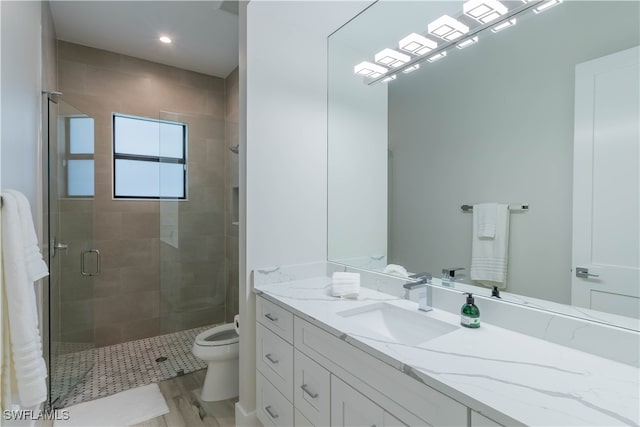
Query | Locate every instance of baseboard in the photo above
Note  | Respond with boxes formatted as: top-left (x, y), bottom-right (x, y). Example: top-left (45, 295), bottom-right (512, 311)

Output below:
top-left (235, 402), bottom-right (261, 427)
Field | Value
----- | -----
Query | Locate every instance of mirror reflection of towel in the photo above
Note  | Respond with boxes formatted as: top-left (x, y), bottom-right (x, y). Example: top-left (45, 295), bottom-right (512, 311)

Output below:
top-left (471, 204), bottom-right (509, 289)
top-left (476, 203), bottom-right (497, 239)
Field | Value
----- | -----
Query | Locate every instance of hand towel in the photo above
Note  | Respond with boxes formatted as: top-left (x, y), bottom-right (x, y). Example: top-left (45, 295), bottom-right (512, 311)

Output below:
top-left (383, 264), bottom-right (409, 278)
top-left (476, 203), bottom-right (497, 239)
top-left (470, 203), bottom-right (509, 289)
top-left (331, 272), bottom-right (360, 298)
top-left (1, 190), bottom-right (49, 409)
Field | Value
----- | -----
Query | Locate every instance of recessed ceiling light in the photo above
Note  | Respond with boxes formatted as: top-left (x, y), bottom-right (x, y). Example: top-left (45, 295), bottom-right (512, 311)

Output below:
top-left (159, 36), bottom-right (172, 44)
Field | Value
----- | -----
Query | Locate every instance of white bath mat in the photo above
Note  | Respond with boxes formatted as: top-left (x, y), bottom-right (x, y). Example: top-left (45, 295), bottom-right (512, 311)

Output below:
top-left (54, 383), bottom-right (169, 427)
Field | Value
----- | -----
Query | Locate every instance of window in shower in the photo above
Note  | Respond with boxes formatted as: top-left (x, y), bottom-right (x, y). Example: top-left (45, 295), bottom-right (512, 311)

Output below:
top-left (112, 114), bottom-right (187, 199)
top-left (66, 116), bottom-right (95, 197)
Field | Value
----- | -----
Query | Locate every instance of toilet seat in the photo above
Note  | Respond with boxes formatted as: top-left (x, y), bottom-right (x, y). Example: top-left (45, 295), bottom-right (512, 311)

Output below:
top-left (195, 323), bottom-right (239, 347)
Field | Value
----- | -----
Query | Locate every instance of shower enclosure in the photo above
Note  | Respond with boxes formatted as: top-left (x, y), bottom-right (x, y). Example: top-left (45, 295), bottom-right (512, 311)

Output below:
top-left (44, 64), bottom-right (239, 407)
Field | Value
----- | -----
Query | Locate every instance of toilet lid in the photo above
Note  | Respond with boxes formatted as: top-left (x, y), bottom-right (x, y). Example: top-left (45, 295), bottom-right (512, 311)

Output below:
top-left (196, 325), bottom-right (239, 347)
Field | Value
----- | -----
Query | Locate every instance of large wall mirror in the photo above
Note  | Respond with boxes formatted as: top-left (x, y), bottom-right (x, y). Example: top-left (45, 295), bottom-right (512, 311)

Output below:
top-left (328, 0), bottom-right (639, 330)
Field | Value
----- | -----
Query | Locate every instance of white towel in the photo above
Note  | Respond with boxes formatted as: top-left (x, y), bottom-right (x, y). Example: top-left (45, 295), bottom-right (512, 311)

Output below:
top-left (1, 190), bottom-right (49, 409)
top-left (382, 264), bottom-right (409, 278)
top-left (476, 203), bottom-right (497, 239)
top-left (331, 272), bottom-right (360, 298)
top-left (470, 203), bottom-right (509, 289)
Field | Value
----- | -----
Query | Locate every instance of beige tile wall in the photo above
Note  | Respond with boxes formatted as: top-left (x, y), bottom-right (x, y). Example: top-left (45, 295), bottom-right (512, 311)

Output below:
top-left (225, 68), bottom-right (239, 323)
top-left (58, 41), bottom-right (238, 347)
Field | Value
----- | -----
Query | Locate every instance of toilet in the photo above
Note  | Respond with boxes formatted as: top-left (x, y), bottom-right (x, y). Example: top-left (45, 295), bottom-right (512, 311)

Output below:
top-left (192, 322), bottom-right (239, 402)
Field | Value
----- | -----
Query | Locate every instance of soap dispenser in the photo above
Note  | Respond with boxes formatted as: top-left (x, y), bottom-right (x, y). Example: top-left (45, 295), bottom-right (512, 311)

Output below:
top-left (461, 293), bottom-right (480, 328)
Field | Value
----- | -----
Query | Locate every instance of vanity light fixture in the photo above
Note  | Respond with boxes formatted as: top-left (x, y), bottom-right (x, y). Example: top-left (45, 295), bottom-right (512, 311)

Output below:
top-left (402, 64), bottom-right (420, 74)
top-left (491, 18), bottom-right (517, 32)
top-left (463, 0), bottom-right (508, 24)
top-left (456, 36), bottom-right (479, 49)
top-left (398, 33), bottom-right (438, 55)
top-left (374, 48), bottom-right (410, 68)
top-left (427, 15), bottom-right (469, 41)
top-left (159, 36), bottom-right (172, 44)
top-left (355, 0), bottom-right (564, 85)
top-left (533, 0), bottom-right (563, 14)
top-left (427, 51), bottom-right (447, 62)
top-left (354, 61), bottom-right (388, 77)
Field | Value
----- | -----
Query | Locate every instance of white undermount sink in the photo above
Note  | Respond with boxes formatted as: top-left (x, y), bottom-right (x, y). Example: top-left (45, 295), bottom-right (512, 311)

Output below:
top-left (337, 303), bottom-right (458, 346)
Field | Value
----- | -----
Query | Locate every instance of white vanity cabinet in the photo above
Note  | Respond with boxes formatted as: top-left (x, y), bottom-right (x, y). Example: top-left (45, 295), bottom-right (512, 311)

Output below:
top-left (256, 295), bottom-right (470, 427)
top-left (331, 376), bottom-right (409, 427)
top-left (256, 297), bottom-right (295, 427)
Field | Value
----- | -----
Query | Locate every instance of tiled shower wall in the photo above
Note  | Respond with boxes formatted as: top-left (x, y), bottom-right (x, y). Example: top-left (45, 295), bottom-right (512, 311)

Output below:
top-left (57, 41), bottom-right (239, 347)
top-left (225, 68), bottom-right (239, 323)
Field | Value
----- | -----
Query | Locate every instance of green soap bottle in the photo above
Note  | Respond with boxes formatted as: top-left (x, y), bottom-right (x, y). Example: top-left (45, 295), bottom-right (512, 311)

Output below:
top-left (461, 293), bottom-right (480, 328)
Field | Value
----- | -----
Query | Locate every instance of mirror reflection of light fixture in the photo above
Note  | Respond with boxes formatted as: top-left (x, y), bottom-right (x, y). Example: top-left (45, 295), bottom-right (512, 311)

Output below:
top-left (355, 0), bottom-right (564, 84)
top-left (491, 18), bottom-right (517, 32)
top-left (427, 15), bottom-right (469, 41)
top-left (427, 51), bottom-right (447, 62)
top-left (354, 61), bottom-right (388, 77)
top-left (533, 0), bottom-right (563, 14)
top-left (457, 36), bottom-right (479, 49)
top-left (402, 64), bottom-right (420, 74)
top-left (463, 0), bottom-right (508, 24)
top-left (375, 48), bottom-right (410, 68)
top-left (399, 33), bottom-right (438, 55)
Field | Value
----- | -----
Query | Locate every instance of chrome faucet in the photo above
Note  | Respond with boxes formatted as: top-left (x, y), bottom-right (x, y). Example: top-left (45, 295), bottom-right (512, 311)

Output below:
top-left (441, 267), bottom-right (465, 287)
top-left (403, 272), bottom-right (433, 312)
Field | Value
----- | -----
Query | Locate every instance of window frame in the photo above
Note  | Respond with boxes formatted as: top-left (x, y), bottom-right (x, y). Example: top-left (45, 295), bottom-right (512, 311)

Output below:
top-left (112, 113), bottom-right (188, 200)
top-left (65, 115), bottom-right (95, 198)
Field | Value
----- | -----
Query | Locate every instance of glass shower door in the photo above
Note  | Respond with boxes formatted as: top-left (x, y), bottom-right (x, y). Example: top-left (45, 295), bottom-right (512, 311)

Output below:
top-left (47, 98), bottom-right (98, 407)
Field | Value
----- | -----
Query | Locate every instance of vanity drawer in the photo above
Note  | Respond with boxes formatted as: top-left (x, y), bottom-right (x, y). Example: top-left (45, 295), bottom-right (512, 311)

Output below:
top-left (294, 350), bottom-right (330, 426)
top-left (257, 295), bottom-right (294, 343)
top-left (256, 323), bottom-right (294, 401)
top-left (256, 371), bottom-right (294, 427)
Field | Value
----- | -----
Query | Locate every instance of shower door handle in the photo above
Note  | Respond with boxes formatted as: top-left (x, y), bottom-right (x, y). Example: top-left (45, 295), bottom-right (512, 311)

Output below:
top-left (51, 237), bottom-right (68, 257)
top-left (81, 250), bottom-right (101, 276)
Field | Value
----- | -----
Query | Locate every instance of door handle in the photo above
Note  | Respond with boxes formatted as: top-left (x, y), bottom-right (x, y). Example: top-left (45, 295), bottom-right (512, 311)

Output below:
top-left (52, 238), bottom-right (68, 257)
top-left (81, 249), bottom-right (101, 276)
top-left (576, 267), bottom-right (599, 279)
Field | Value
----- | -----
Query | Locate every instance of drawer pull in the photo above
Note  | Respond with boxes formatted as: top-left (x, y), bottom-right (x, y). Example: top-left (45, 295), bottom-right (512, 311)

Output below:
top-left (265, 353), bottom-right (279, 364)
top-left (264, 313), bottom-right (279, 322)
top-left (300, 384), bottom-right (319, 399)
top-left (265, 405), bottom-right (279, 419)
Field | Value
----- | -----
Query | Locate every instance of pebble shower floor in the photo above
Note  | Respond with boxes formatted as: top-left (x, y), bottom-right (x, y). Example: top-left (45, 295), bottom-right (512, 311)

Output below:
top-left (51, 325), bottom-right (211, 408)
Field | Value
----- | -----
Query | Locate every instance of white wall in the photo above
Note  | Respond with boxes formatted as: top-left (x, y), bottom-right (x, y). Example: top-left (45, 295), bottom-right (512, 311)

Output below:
top-left (388, 1), bottom-right (639, 304)
top-left (0, 0), bottom-right (42, 218)
top-left (239, 1), bottom-right (372, 423)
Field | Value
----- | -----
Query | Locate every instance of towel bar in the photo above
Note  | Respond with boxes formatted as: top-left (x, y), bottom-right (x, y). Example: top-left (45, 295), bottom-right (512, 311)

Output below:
top-left (461, 204), bottom-right (528, 212)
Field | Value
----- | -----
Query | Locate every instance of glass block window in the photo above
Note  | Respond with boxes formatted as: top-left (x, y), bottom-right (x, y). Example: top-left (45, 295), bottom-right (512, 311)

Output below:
top-left (113, 114), bottom-right (187, 199)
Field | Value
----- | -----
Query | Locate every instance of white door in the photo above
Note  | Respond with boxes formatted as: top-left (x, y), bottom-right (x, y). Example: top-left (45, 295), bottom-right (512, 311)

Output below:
top-left (572, 46), bottom-right (640, 319)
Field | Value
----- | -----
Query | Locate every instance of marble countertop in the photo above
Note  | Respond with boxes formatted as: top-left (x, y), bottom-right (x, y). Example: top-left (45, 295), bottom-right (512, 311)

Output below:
top-left (254, 276), bottom-right (640, 427)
